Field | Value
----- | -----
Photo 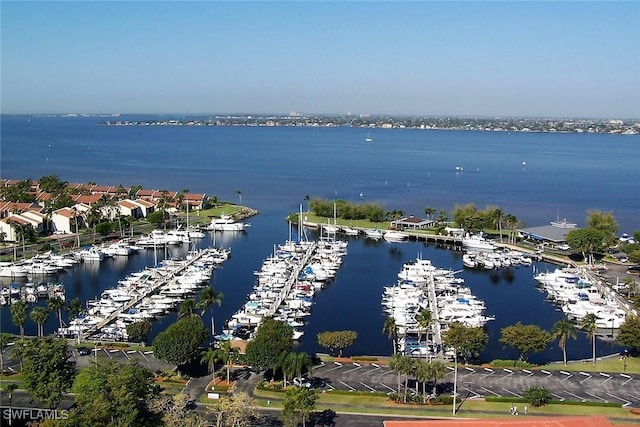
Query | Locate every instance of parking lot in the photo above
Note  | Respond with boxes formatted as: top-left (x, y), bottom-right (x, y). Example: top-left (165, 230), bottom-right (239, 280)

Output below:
top-left (310, 361), bottom-right (640, 407)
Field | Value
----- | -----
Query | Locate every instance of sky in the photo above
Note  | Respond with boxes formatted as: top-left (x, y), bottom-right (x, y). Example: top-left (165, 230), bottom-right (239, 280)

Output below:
top-left (1, 1), bottom-right (639, 118)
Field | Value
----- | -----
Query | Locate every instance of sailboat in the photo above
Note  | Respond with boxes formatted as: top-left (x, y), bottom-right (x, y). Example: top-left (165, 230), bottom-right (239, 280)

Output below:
top-left (365, 132), bottom-right (373, 142)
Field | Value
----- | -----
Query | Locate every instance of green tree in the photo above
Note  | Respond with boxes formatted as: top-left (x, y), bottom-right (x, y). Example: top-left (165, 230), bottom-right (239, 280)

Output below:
top-left (428, 360), bottom-right (447, 398)
top-left (289, 351), bottom-right (313, 383)
top-left (95, 221), bottom-right (113, 236)
top-left (245, 318), bottom-right (293, 373)
top-left (442, 322), bottom-right (489, 364)
top-left (147, 210), bottom-right (164, 225)
top-left (424, 207), bottom-right (437, 220)
top-left (47, 295), bottom-right (66, 332)
top-left (415, 309), bottom-right (433, 356)
top-left (499, 322), bottom-right (552, 362)
top-left (413, 359), bottom-right (431, 403)
top-left (10, 300), bottom-right (28, 340)
top-left (178, 299), bottom-right (197, 318)
top-left (551, 319), bottom-right (577, 366)
top-left (0, 333), bottom-right (14, 375)
top-left (20, 336), bottom-right (75, 408)
top-left (389, 353), bottom-right (413, 402)
top-left (69, 358), bottom-right (156, 426)
top-left (565, 227), bottom-right (605, 265)
top-left (208, 340), bottom-right (240, 384)
top-left (587, 210), bottom-right (619, 246)
top-left (281, 386), bottom-right (317, 427)
top-left (581, 313), bottom-right (599, 366)
top-left (153, 316), bottom-right (209, 368)
top-left (196, 285), bottom-right (223, 337)
top-left (30, 306), bottom-right (50, 337)
top-left (3, 382), bottom-right (19, 425)
top-left (523, 385), bottom-right (551, 407)
top-left (382, 316), bottom-right (397, 354)
top-left (617, 315), bottom-right (640, 352)
top-left (126, 319), bottom-right (153, 343)
top-left (316, 330), bottom-right (357, 357)
top-left (201, 347), bottom-right (222, 375)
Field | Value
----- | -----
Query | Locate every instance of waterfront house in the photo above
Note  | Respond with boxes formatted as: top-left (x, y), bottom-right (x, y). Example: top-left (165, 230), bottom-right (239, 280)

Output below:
top-left (390, 216), bottom-right (434, 231)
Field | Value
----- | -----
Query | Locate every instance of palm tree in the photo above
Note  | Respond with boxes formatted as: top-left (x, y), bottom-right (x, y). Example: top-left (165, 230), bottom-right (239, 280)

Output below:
top-left (178, 299), bottom-right (197, 318)
top-left (424, 207), bottom-right (437, 221)
top-left (201, 347), bottom-right (222, 375)
top-left (551, 319), bottom-right (577, 366)
top-left (416, 309), bottom-right (433, 358)
top-left (290, 352), bottom-right (313, 382)
top-left (236, 189), bottom-right (242, 205)
top-left (382, 316), bottom-right (397, 354)
top-left (10, 300), bottom-right (28, 340)
top-left (218, 341), bottom-right (240, 384)
top-left (30, 306), bottom-right (50, 337)
top-left (390, 353), bottom-right (413, 402)
top-left (3, 383), bottom-right (18, 426)
top-left (304, 194), bottom-right (311, 212)
top-left (196, 286), bottom-right (223, 337)
top-left (413, 359), bottom-right (431, 403)
top-left (429, 360), bottom-right (447, 397)
top-left (279, 351), bottom-right (297, 388)
top-left (581, 313), bottom-right (599, 366)
top-left (47, 295), bottom-right (66, 332)
top-left (67, 297), bottom-right (84, 344)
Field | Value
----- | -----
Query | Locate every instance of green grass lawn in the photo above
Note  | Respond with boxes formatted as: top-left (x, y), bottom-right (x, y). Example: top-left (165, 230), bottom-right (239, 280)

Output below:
top-left (252, 388), bottom-right (640, 421)
top-left (542, 354), bottom-right (639, 374)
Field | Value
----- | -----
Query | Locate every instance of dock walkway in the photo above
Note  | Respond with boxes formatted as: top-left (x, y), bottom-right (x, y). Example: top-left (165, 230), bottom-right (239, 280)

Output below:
top-left (82, 248), bottom-right (216, 339)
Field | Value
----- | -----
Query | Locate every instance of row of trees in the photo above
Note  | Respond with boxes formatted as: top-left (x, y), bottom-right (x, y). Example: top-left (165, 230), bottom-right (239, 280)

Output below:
top-left (389, 354), bottom-right (447, 404)
top-left (4, 334), bottom-right (254, 426)
top-left (8, 297), bottom-right (84, 339)
top-left (381, 314), bottom-right (640, 367)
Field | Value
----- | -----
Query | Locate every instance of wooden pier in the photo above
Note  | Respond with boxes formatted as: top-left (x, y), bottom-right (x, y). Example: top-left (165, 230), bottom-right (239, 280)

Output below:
top-left (82, 248), bottom-right (216, 339)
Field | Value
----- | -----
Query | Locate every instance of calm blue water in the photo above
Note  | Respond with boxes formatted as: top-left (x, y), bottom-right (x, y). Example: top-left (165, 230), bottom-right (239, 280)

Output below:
top-left (1, 115), bottom-right (637, 363)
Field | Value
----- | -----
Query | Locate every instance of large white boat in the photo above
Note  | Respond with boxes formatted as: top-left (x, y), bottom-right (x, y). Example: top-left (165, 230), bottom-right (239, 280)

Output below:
top-left (208, 215), bottom-right (249, 231)
top-left (462, 233), bottom-right (495, 252)
top-left (384, 231), bottom-right (409, 242)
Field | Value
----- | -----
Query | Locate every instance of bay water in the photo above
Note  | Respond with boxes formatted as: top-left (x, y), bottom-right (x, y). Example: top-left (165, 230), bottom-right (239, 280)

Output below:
top-left (1, 115), bottom-right (638, 363)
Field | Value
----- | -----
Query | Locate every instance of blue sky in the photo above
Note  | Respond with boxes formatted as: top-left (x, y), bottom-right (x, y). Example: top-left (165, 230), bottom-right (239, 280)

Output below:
top-left (1, 1), bottom-right (639, 118)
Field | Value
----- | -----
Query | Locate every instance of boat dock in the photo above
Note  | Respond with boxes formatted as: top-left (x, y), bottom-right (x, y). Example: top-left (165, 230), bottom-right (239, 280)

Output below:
top-left (81, 248), bottom-right (217, 339)
top-left (265, 241), bottom-right (317, 318)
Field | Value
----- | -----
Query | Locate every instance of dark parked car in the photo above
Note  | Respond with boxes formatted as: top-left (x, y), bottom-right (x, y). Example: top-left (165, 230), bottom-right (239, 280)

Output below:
top-left (77, 347), bottom-right (91, 356)
top-left (627, 265), bottom-right (640, 275)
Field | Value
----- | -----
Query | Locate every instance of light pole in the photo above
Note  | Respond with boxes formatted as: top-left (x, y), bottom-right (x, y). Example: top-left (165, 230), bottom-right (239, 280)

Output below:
top-left (452, 349), bottom-right (458, 416)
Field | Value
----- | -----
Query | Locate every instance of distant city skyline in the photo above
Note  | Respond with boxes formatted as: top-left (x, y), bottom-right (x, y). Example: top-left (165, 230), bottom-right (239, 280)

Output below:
top-left (1, 1), bottom-right (639, 118)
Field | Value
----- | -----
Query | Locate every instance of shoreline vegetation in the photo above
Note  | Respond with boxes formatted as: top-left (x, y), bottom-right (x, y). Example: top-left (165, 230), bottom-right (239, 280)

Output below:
top-left (95, 113), bottom-right (640, 135)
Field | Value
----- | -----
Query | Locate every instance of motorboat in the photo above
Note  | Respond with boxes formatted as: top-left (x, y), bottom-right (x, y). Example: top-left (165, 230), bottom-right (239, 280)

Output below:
top-left (384, 231), bottom-right (409, 242)
top-left (208, 215), bottom-right (249, 231)
top-left (462, 233), bottom-right (496, 252)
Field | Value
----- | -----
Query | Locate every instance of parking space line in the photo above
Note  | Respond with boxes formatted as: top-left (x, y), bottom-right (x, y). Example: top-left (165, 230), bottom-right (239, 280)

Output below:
top-left (461, 385), bottom-right (482, 399)
top-left (138, 351), bottom-right (149, 361)
top-left (480, 387), bottom-right (500, 397)
top-left (502, 368), bottom-right (514, 377)
top-left (626, 393), bottom-right (640, 400)
top-left (344, 364), bottom-right (363, 373)
top-left (359, 382), bottom-right (376, 392)
top-left (559, 371), bottom-right (572, 382)
top-left (481, 367), bottom-right (494, 379)
top-left (584, 391), bottom-right (607, 403)
top-left (620, 373), bottom-right (633, 386)
top-left (563, 390), bottom-right (586, 402)
top-left (103, 349), bottom-right (113, 358)
top-left (122, 350), bottom-right (130, 360)
top-left (579, 371), bottom-right (592, 384)
top-left (339, 380), bottom-right (355, 391)
top-left (540, 369), bottom-right (552, 377)
top-left (599, 372), bottom-right (612, 384)
top-left (522, 369), bottom-right (533, 376)
top-left (502, 388), bottom-right (522, 398)
top-left (365, 364), bottom-right (382, 374)
top-left (379, 383), bottom-right (396, 393)
top-left (551, 392), bottom-right (566, 401)
top-left (606, 392), bottom-right (631, 407)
